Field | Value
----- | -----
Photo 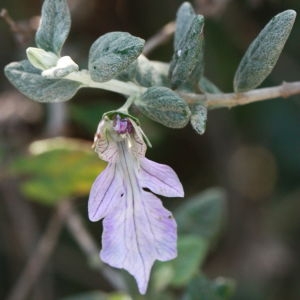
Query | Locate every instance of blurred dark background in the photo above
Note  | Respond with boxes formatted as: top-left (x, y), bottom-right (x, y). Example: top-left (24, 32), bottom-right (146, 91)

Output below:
top-left (1, 0), bottom-right (300, 299)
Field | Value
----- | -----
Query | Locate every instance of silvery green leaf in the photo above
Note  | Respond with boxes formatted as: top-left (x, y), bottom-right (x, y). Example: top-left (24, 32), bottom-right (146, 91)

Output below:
top-left (5, 60), bottom-right (81, 102)
top-left (117, 58), bottom-right (169, 86)
top-left (35, 0), bottom-right (71, 55)
top-left (150, 61), bottom-right (169, 77)
top-left (136, 87), bottom-right (191, 128)
top-left (89, 31), bottom-right (145, 82)
top-left (234, 10), bottom-right (296, 92)
top-left (150, 61), bottom-right (170, 86)
top-left (199, 77), bottom-right (222, 94)
top-left (135, 55), bottom-right (160, 87)
top-left (116, 60), bottom-right (138, 82)
top-left (169, 15), bottom-right (205, 88)
top-left (135, 55), bottom-right (169, 87)
top-left (190, 103), bottom-right (207, 135)
top-left (174, 2), bottom-right (195, 50)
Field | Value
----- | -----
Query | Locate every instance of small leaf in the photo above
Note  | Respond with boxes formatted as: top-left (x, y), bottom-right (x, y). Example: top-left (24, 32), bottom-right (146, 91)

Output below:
top-left (11, 138), bottom-right (106, 205)
top-left (89, 31), bottom-right (145, 82)
top-left (152, 235), bottom-right (209, 290)
top-left (118, 56), bottom-right (165, 87)
top-left (176, 188), bottom-right (226, 242)
top-left (136, 86), bottom-right (191, 128)
top-left (134, 55), bottom-right (168, 87)
top-left (35, 0), bottom-right (71, 55)
top-left (116, 60), bottom-right (138, 82)
top-left (117, 59), bottom-right (169, 86)
top-left (199, 77), bottom-right (222, 94)
top-left (169, 15), bottom-right (205, 88)
top-left (174, 2), bottom-right (196, 50)
top-left (26, 47), bottom-right (58, 70)
top-left (4, 60), bottom-right (81, 102)
top-left (190, 103), bottom-right (207, 135)
top-left (42, 56), bottom-right (79, 79)
top-left (234, 10), bottom-right (296, 92)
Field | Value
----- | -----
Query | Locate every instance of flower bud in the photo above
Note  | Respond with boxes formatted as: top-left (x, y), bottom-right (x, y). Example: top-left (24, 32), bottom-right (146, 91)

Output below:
top-left (42, 56), bottom-right (79, 78)
top-left (26, 47), bottom-right (58, 70)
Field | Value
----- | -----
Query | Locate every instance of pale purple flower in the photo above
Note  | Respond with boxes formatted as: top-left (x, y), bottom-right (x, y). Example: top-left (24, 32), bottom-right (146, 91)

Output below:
top-left (88, 114), bottom-right (184, 294)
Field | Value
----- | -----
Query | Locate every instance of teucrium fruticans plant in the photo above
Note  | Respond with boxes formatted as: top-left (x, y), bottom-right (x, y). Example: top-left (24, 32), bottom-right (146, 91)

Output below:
top-left (4, 0), bottom-right (297, 295)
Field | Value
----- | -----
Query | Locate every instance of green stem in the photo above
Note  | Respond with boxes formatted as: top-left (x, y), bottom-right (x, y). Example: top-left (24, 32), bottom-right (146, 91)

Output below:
top-left (65, 70), bottom-right (300, 111)
top-left (118, 95), bottom-right (136, 113)
top-left (65, 70), bottom-right (145, 96)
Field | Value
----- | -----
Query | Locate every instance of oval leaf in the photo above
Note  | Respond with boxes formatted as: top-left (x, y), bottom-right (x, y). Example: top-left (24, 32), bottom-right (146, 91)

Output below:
top-left (89, 31), bottom-right (145, 82)
top-left (134, 55), bottom-right (168, 87)
top-left (4, 60), bottom-right (81, 102)
top-left (174, 2), bottom-right (196, 50)
top-left (35, 0), bottom-right (71, 55)
top-left (136, 87), bottom-right (191, 128)
top-left (199, 77), bottom-right (222, 94)
top-left (190, 103), bottom-right (207, 135)
top-left (234, 10), bottom-right (296, 92)
top-left (169, 15), bottom-right (205, 89)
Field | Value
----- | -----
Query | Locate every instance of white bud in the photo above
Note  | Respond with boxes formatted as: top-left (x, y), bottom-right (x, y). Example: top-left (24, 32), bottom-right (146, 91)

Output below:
top-left (42, 56), bottom-right (79, 78)
top-left (26, 47), bottom-right (58, 70)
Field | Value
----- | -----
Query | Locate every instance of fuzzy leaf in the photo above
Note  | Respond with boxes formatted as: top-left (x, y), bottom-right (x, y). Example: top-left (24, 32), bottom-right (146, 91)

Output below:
top-left (89, 31), bottom-right (145, 82)
top-left (135, 55), bottom-right (168, 87)
top-left (35, 0), bottom-right (71, 55)
top-left (136, 87), bottom-right (191, 128)
top-left (4, 60), bottom-right (81, 102)
top-left (169, 15), bottom-right (205, 88)
top-left (190, 103), bottom-right (207, 135)
top-left (174, 2), bottom-right (196, 50)
top-left (234, 10), bottom-right (296, 92)
top-left (117, 59), bottom-right (169, 87)
top-left (199, 77), bottom-right (222, 94)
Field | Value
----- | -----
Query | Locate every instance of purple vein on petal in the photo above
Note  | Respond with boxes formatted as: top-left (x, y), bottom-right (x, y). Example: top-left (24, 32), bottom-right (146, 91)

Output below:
top-left (90, 116), bottom-right (183, 295)
top-left (88, 163), bottom-right (122, 221)
top-left (100, 142), bottom-right (177, 294)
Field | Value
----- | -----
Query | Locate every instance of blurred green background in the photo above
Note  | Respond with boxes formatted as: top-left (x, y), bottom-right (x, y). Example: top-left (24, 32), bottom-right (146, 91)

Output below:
top-left (1, 0), bottom-right (300, 299)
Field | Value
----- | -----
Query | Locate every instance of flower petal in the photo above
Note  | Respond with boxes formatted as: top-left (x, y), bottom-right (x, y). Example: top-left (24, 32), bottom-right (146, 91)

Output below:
top-left (88, 163), bottom-right (122, 221)
top-left (130, 119), bottom-right (147, 159)
top-left (140, 157), bottom-right (184, 197)
top-left (94, 132), bottom-right (119, 162)
top-left (100, 190), bottom-right (177, 294)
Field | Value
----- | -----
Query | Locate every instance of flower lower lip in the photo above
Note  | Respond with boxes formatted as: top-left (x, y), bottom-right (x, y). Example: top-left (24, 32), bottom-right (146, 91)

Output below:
top-left (89, 114), bottom-right (183, 294)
